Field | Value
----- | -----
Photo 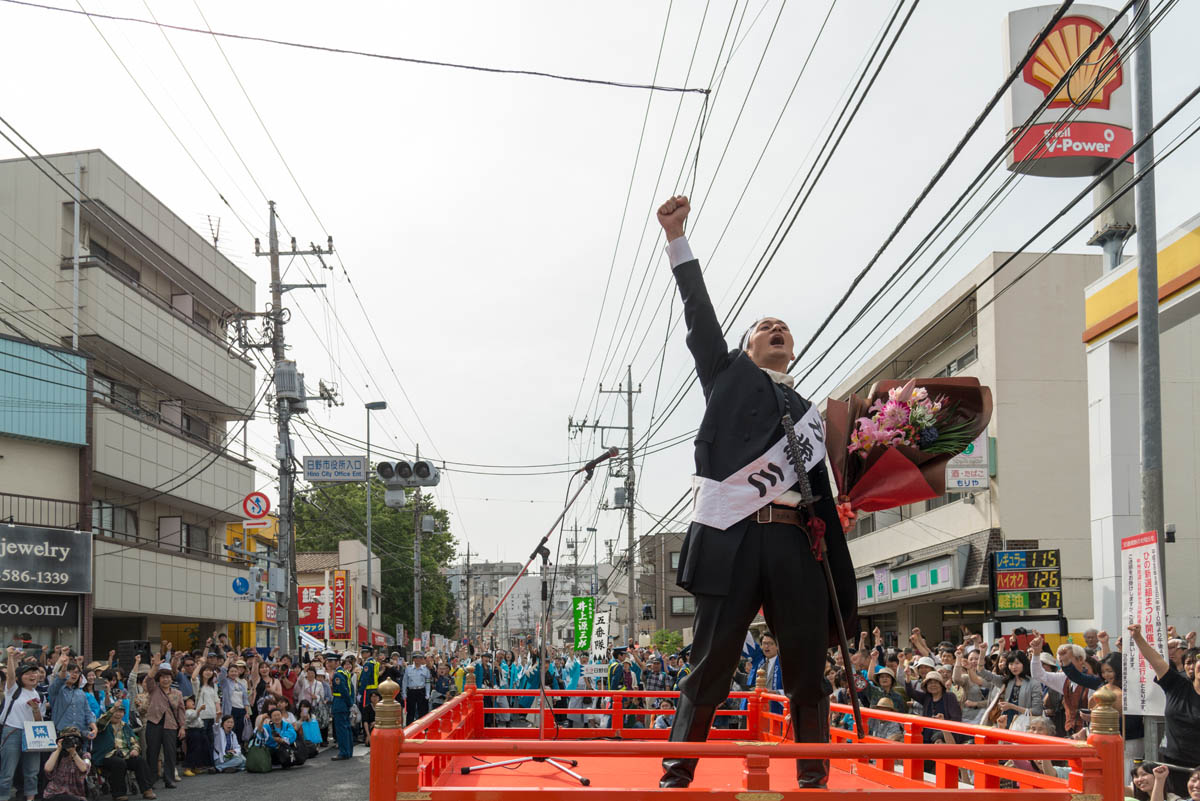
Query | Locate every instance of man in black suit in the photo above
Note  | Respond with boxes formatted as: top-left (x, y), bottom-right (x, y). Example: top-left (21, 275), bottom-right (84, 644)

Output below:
top-left (655, 195), bottom-right (856, 789)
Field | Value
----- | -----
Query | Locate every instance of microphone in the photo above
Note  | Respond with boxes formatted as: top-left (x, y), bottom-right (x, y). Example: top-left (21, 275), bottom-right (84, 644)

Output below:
top-left (577, 446), bottom-right (620, 475)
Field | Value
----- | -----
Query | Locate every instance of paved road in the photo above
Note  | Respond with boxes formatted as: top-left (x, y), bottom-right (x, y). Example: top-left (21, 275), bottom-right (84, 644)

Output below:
top-left (149, 744), bottom-right (371, 801)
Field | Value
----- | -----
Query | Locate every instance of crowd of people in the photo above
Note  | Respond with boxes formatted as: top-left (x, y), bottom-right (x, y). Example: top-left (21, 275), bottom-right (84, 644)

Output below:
top-left (0, 634), bottom-right (415, 801)
top-left (825, 624), bottom-right (1199, 799)
top-left (2, 621), bottom-right (1197, 799)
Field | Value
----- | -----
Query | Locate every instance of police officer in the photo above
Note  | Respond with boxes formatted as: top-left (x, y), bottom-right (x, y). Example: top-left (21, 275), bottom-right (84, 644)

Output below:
top-left (357, 645), bottom-right (380, 720)
top-left (330, 653), bottom-right (355, 760)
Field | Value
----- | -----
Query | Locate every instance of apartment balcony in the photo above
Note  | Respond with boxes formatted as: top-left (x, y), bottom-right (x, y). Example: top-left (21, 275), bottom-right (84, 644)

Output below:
top-left (0, 491), bottom-right (81, 529)
top-left (93, 536), bottom-right (255, 621)
top-left (92, 404), bottom-right (253, 517)
top-left (65, 258), bottom-right (254, 416)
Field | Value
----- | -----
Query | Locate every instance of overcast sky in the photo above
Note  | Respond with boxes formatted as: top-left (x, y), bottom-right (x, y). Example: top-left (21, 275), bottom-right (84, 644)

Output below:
top-left (3, 0), bottom-right (1198, 572)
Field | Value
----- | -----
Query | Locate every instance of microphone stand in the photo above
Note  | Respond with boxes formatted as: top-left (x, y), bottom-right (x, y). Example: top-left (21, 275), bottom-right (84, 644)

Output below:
top-left (463, 466), bottom-right (595, 786)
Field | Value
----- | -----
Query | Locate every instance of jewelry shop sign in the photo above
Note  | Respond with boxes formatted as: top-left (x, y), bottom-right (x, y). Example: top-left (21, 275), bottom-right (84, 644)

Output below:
top-left (0, 525), bottom-right (92, 594)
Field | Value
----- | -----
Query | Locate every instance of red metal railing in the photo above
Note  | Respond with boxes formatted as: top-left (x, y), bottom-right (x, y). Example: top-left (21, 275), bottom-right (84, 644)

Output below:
top-left (369, 683), bottom-right (1125, 800)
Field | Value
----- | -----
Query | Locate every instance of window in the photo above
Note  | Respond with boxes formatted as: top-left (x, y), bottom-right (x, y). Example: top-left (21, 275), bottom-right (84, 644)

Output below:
top-left (362, 585), bottom-right (369, 610)
top-left (848, 513), bottom-right (876, 541)
top-left (952, 346), bottom-right (978, 374)
top-left (926, 494), bottom-right (953, 512)
top-left (88, 241), bottom-right (140, 284)
top-left (93, 500), bottom-right (137, 540)
top-left (670, 596), bottom-right (695, 615)
top-left (159, 516), bottom-right (182, 550)
top-left (669, 551), bottom-right (680, 569)
top-left (185, 524), bottom-right (209, 556)
top-left (93, 373), bottom-right (139, 412)
top-left (182, 413), bottom-right (210, 443)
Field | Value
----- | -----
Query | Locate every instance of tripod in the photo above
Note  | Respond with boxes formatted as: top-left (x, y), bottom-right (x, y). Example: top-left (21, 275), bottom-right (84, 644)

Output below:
top-left (464, 467), bottom-right (595, 786)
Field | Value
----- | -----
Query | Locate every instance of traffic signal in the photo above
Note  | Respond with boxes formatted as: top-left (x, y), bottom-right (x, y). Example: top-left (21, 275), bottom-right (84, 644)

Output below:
top-left (248, 566), bottom-right (269, 600)
top-left (375, 460), bottom-right (410, 509)
top-left (376, 459), bottom-right (441, 488)
top-left (413, 460), bottom-right (440, 487)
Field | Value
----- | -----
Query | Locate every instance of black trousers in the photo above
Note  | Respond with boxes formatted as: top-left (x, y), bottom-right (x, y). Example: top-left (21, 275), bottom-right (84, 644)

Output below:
top-left (102, 754), bottom-right (153, 796)
top-left (405, 689), bottom-right (429, 725)
top-left (667, 521), bottom-right (830, 771)
top-left (144, 721), bottom-right (178, 785)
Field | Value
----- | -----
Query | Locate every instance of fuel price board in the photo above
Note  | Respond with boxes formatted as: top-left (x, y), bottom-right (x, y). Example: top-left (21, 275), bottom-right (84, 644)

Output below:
top-left (993, 549), bottom-right (1062, 615)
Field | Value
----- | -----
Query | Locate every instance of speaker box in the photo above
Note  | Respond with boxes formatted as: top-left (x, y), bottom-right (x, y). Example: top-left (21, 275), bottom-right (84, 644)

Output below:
top-left (116, 639), bottom-right (151, 674)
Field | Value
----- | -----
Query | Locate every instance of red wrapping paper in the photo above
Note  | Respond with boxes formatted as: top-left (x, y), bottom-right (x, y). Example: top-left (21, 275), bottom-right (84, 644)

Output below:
top-left (826, 377), bottom-right (993, 514)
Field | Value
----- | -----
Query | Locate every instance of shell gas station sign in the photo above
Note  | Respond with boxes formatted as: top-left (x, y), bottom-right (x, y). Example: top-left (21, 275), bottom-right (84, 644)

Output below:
top-left (1004, 5), bottom-right (1132, 177)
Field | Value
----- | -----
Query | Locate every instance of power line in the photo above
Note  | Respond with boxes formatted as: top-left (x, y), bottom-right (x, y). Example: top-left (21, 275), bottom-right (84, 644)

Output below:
top-left (70, 0), bottom-right (257, 239)
top-left (3, 0), bottom-right (709, 95)
top-left (785, 0), bottom-right (1078, 374)
top-left (795, 0), bottom-right (1166, 393)
top-left (634, 0), bottom-right (916, 451)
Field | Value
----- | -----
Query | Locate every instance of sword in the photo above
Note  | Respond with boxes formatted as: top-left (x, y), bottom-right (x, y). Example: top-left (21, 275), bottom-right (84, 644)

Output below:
top-left (782, 411), bottom-right (866, 741)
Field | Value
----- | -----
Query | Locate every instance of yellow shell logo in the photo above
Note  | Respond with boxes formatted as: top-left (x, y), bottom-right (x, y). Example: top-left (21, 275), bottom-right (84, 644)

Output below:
top-left (1023, 16), bottom-right (1123, 109)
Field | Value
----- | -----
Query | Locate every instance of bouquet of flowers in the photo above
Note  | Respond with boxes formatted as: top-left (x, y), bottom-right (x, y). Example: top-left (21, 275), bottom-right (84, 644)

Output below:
top-left (825, 376), bottom-right (992, 518)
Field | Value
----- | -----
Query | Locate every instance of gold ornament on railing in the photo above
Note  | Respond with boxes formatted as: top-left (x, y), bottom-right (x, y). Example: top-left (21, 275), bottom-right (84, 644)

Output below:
top-left (1089, 685), bottom-right (1120, 735)
top-left (374, 678), bottom-right (403, 730)
top-left (755, 666), bottom-right (767, 690)
top-left (465, 669), bottom-right (477, 689)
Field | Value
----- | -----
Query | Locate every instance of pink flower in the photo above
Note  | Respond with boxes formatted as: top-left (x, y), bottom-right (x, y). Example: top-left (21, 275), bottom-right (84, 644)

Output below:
top-left (880, 400), bottom-right (911, 430)
top-left (849, 416), bottom-right (880, 454)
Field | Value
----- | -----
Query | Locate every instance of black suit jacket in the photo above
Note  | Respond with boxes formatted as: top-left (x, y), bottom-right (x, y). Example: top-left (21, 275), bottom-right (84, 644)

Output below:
top-left (672, 257), bottom-right (857, 646)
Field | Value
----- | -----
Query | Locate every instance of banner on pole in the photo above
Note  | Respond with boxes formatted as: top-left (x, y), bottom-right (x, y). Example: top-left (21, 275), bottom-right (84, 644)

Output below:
top-left (572, 597), bottom-right (595, 650)
top-left (331, 570), bottom-right (350, 639)
top-left (1121, 531), bottom-right (1167, 716)
top-left (584, 610), bottom-right (609, 679)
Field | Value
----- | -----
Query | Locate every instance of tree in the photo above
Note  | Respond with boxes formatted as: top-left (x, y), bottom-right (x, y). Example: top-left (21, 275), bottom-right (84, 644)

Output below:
top-left (652, 628), bottom-right (683, 656)
top-left (293, 478), bottom-right (459, 639)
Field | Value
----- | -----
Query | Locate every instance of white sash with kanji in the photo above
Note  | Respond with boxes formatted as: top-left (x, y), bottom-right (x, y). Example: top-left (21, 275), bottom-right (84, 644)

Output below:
top-left (690, 403), bottom-right (826, 531)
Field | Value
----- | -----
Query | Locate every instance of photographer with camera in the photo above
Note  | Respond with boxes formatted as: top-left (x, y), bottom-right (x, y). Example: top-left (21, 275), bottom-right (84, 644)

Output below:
top-left (42, 726), bottom-right (90, 801)
top-left (94, 703), bottom-right (156, 800)
top-left (255, 708), bottom-right (300, 769)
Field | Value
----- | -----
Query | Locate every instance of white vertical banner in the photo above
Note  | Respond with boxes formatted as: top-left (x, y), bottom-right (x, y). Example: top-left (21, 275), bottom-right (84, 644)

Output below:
top-left (1121, 531), bottom-right (1167, 716)
top-left (584, 611), bottom-right (610, 678)
top-left (873, 566), bottom-right (891, 601)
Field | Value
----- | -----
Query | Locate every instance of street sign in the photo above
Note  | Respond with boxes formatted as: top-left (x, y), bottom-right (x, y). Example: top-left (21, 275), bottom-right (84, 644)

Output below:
top-left (243, 492), bottom-right (270, 519)
top-left (947, 431), bottom-right (989, 492)
top-left (232, 577), bottom-right (250, 595)
top-left (303, 455), bottom-right (368, 483)
top-left (242, 519), bottom-right (271, 530)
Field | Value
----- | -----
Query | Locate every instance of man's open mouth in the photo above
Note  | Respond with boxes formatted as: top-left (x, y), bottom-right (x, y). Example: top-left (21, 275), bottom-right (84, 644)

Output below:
top-left (770, 334), bottom-right (785, 346)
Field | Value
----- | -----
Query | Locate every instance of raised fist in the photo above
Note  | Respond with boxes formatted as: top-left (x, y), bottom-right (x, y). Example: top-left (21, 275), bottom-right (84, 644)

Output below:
top-left (656, 195), bottom-right (690, 239)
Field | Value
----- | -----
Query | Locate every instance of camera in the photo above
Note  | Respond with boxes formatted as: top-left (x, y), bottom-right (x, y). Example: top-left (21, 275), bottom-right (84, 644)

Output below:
top-left (60, 735), bottom-right (81, 751)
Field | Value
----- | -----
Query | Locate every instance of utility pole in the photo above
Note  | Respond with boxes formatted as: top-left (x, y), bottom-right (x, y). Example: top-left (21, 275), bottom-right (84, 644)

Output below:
top-left (412, 443), bottom-right (422, 644)
top-left (601, 366), bottom-right (640, 642)
top-left (464, 545), bottom-right (472, 639)
top-left (1132, 0), bottom-right (1166, 761)
top-left (255, 200), bottom-right (333, 655)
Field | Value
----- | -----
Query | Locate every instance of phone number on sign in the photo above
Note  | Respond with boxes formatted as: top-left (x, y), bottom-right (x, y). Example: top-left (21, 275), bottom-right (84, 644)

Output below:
top-left (0, 569), bottom-right (71, 586)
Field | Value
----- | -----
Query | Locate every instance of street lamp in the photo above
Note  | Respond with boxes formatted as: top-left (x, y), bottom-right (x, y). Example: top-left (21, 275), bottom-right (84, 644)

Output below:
top-left (365, 401), bottom-right (387, 646)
